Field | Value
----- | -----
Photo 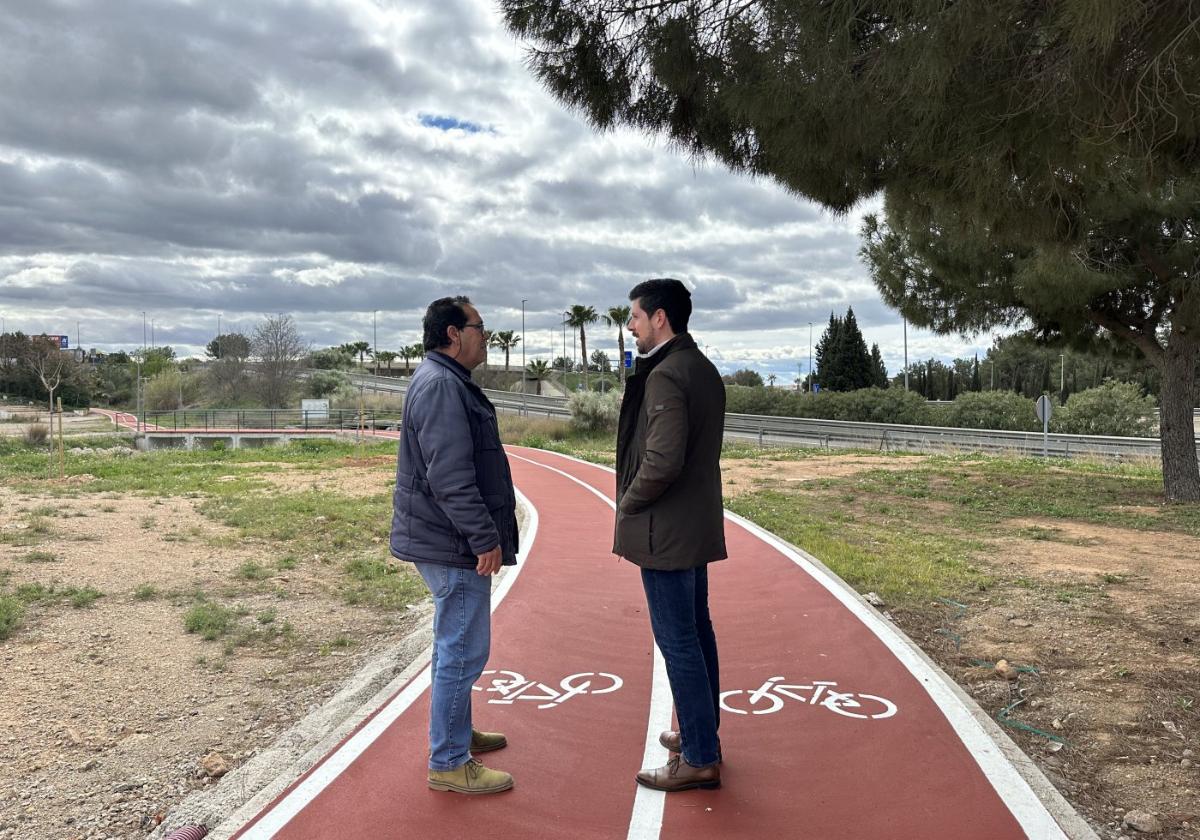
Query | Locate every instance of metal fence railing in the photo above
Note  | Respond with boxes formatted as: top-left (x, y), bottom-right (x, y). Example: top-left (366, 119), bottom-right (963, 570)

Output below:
top-left (140, 409), bottom-right (404, 432)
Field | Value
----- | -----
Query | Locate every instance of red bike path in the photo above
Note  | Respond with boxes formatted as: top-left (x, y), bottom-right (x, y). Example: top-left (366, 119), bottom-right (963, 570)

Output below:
top-left (190, 444), bottom-right (1085, 840)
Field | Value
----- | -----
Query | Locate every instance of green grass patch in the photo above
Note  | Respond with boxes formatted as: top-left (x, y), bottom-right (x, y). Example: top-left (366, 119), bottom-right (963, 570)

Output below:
top-left (13, 581), bottom-right (103, 608)
top-left (132, 583), bottom-right (158, 601)
top-left (726, 490), bottom-right (991, 605)
top-left (235, 561), bottom-right (273, 581)
top-left (0, 595), bottom-right (23, 640)
top-left (341, 557), bottom-right (426, 611)
top-left (0, 438), bottom-right (397, 496)
top-left (19, 550), bottom-right (58, 564)
top-left (184, 600), bottom-right (236, 640)
top-left (201, 489), bottom-right (391, 552)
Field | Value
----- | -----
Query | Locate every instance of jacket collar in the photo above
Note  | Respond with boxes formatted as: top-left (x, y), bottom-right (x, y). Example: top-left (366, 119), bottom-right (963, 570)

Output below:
top-left (633, 332), bottom-right (696, 376)
top-left (425, 350), bottom-right (473, 382)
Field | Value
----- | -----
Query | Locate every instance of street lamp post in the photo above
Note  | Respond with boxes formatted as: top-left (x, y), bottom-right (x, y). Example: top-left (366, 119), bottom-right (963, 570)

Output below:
top-left (142, 311), bottom-right (147, 354)
top-left (561, 311), bottom-right (569, 382)
top-left (807, 322), bottom-right (813, 395)
top-left (373, 311), bottom-right (378, 375)
top-left (521, 299), bottom-right (527, 414)
top-left (1060, 354), bottom-right (1065, 398)
top-left (216, 314), bottom-right (221, 358)
top-left (903, 317), bottom-right (909, 391)
top-left (989, 360), bottom-right (995, 390)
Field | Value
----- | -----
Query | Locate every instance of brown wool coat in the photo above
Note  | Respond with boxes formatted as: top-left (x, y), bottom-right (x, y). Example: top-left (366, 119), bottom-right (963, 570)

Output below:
top-left (612, 332), bottom-right (727, 570)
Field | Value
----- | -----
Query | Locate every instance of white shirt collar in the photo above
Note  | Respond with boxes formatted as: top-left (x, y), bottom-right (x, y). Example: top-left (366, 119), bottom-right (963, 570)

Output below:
top-left (637, 336), bottom-right (674, 359)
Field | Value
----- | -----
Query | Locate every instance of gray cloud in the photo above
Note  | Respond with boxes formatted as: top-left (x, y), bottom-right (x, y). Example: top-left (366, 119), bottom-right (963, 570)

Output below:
top-left (0, 0), bottom-right (990, 370)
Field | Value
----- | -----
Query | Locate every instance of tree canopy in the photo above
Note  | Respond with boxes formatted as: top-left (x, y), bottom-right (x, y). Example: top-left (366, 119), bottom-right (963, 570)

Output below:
top-left (502, 0), bottom-right (1200, 499)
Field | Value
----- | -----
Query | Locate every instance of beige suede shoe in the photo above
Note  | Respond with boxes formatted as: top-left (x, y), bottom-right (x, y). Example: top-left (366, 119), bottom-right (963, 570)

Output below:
top-left (428, 759), bottom-right (513, 795)
top-left (470, 728), bottom-right (508, 753)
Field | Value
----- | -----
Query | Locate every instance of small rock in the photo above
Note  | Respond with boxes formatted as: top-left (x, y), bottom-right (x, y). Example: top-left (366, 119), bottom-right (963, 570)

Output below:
top-left (864, 592), bottom-right (885, 607)
top-left (1122, 811), bottom-right (1161, 833)
top-left (994, 659), bottom-right (1019, 681)
top-left (1183, 749), bottom-right (1194, 758)
top-left (199, 752), bottom-right (229, 778)
top-left (1008, 619), bottom-right (1033, 628)
top-left (1183, 758), bottom-right (1193, 768)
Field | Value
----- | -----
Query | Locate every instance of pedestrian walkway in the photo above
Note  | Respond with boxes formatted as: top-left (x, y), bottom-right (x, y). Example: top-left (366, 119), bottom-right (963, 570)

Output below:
top-left (220, 446), bottom-right (1091, 840)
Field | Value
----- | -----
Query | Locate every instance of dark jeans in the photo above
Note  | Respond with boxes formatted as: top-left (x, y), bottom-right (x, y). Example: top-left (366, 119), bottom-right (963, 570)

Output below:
top-left (640, 565), bottom-right (721, 768)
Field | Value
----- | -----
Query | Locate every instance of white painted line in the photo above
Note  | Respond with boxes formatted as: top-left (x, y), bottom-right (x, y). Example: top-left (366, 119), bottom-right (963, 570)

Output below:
top-left (507, 452), bottom-right (670, 840)
top-left (515, 447), bottom-right (1071, 839)
top-left (238, 486), bottom-right (539, 839)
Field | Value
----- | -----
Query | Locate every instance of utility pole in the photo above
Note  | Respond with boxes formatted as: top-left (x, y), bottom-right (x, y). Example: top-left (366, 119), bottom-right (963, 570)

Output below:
top-left (217, 314), bottom-right (222, 358)
top-left (521, 299), bottom-right (527, 413)
top-left (142, 311), bottom-right (147, 353)
top-left (372, 311), bottom-right (378, 374)
top-left (903, 317), bottom-right (909, 391)
top-left (807, 322), bottom-right (813, 395)
top-left (1060, 354), bottom-right (1065, 397)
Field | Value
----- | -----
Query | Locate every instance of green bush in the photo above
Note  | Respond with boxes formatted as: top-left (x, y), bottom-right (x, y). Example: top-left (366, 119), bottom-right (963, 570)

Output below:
top-left (1053, 381), bottom-right (1157, 437)
top-left (185, 600), bottom-right (236, 640)
top-left (568, 391), bottom-right (621, 435)
top-left (943, 391), bottom-right (1041, 432)
top-left (0, 595), bottom-right (23, 640)
top-left (144, 369), bottom-right (205, 410)
top-left (727, 385), bottom-right (933, 425)
top-left (814, 388), bottom-right (933, 425)
top-left (306, 369), bottom-right (349, 399)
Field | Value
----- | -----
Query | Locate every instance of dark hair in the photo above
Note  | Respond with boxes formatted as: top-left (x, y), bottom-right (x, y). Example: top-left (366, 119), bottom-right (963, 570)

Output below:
top-left (628, 278), bottom-right (691, 333)
top-left (423, 296), bottom-right (472, 351)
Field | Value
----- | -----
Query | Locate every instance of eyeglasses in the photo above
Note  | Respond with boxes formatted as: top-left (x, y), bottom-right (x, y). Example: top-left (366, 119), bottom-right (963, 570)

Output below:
top-left (462, 322), bottom-right (486, 332)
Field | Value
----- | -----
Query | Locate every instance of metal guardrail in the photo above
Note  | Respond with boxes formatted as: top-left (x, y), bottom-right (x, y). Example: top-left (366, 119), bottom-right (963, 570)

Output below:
top-left (345, 373), bottom-right (1188, 460)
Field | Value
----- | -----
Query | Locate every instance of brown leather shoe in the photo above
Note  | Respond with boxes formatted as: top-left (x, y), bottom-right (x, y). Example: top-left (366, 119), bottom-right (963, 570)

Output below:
top-left (635, 755), bottom-right (720, 792)
top-left (658, 730), bottom-right (722, 763)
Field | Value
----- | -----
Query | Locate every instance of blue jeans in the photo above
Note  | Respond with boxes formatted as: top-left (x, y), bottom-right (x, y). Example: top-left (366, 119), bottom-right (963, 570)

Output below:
top-left (414, 562), bottom-right (492, 771)
top-left (640, 565), bottom-right (721, 768)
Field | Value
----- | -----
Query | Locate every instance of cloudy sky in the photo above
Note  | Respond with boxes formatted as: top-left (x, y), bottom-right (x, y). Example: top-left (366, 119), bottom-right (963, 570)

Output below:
top-left (0, 0), bottom-right (997, 382)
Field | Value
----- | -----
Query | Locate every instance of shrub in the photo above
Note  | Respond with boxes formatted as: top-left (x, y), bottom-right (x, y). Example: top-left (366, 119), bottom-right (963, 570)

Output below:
top-left (185, 600), bottom-right (236, 640)
top-left (306, 369), bottom-right (349, 399)
top-left (0, 595), bottom-right (23, 640)
top-left (568, 391), bottom-right (621, 435)
top-left (1053, 381), bottom-right (1157, 437)
top-left (943, 391), bottom-right (1041, 432)
top-left (24, 423), bottom-right (49, 446)
top-left (144, 369), bottom-right (205, 410)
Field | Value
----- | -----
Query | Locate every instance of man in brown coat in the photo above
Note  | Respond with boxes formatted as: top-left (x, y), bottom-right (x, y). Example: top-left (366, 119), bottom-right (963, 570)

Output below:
top-left (613, 278), bottom-right (727, 792)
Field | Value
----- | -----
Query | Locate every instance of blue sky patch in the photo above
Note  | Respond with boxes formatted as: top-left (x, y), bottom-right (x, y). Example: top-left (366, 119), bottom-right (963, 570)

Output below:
top-left (419, 113), bottom-right (488, 133)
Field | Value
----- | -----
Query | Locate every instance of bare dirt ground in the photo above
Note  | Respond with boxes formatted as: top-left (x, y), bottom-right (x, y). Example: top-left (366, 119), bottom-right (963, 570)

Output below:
top-left (0, 448), bottom-right (1196, 838)
top-left (0, 483), bottom-right (422, 840)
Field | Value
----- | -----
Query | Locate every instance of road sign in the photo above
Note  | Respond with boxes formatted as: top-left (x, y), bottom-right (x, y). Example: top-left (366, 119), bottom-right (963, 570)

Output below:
top-left (624, 350), bottom-right (632, 368)
top-left (41, 334), bottom-right (68, 349)
top-left (1035, 395), bottom-right (1052, 424)
top-left (1035, 395), bottom-right (1052, 457)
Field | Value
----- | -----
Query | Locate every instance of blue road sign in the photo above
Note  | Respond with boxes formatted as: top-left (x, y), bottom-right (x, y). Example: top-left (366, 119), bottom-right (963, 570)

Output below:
top-left (624, 350), bottom-right (632, 368)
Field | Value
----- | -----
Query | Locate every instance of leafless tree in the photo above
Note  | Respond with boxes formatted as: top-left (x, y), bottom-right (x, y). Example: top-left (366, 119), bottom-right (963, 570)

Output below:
top-left (252, 315), bottom-right (309, 408)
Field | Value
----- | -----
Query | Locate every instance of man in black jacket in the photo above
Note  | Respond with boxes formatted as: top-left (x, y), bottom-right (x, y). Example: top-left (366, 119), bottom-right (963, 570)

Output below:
top-left (614, 279), bottom-right (727, 792)
top-left (390, 296), bottom-right (518, 795)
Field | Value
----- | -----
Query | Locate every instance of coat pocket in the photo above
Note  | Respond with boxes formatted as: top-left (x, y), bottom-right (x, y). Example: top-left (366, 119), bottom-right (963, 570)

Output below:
top-left (617, 510), bottom-right (654, 556)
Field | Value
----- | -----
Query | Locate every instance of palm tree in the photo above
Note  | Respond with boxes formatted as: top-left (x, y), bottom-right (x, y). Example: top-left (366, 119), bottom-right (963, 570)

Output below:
top-left (375, 350), bottom-right (398, 372)
top-left (398, 344), bottom-right (420, 374)
top-left (348, 341), bottom-right (371, 369)
top-left (489, 330), bottom-right (521, 372)
top-left (525, 359), bottom-right (551, 396)
top-left (767, 373), bottom-right (777, 388)
top-left (602, 305), bottom-right (631, 385)
top-left (565, 305), bottom-right (599, 389)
